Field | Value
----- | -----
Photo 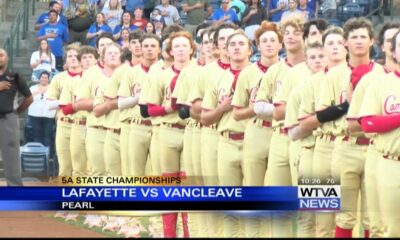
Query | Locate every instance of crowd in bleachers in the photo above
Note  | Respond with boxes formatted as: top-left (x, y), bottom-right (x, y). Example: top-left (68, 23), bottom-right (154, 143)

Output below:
top-left (31, 0), bottom-right (388, 76)
top-left (25, 0), bottom-right (387, 160)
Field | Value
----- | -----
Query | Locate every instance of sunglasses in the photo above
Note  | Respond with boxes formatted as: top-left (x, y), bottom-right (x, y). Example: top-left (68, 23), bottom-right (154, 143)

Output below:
top-left (221, 1), bottom-right (229, 4)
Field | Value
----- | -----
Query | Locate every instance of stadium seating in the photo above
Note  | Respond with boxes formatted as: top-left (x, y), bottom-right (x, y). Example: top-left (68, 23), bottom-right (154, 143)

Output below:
top-left (337, 3), bottom-right (363, 22)
top-left (20, 142), bottom-right (50, 176)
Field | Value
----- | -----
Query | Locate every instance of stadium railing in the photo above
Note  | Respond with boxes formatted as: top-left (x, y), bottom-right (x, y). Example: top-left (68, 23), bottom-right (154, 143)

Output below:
top-left (3, 0), bottom-right (33, 69)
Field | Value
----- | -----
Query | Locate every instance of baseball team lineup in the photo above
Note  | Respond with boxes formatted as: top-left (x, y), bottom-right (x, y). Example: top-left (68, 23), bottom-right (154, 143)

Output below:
top-left (23, 14), bottom-right (399, 238)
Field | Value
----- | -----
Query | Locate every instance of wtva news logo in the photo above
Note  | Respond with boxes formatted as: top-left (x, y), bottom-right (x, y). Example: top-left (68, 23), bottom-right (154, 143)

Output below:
top-left (298, 185), bottom-right (340, 210)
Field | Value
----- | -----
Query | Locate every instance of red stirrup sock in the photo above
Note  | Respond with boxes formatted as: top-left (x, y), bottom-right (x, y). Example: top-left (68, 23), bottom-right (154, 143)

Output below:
top-left (335, 225), bottom-right (352, 238)
top-left (162, 213), bottom-right (178, 238)
top-left (364, 230), bottom-right (370, 238)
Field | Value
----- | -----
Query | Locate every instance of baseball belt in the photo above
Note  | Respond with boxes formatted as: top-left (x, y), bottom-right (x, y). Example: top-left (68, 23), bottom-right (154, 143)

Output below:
top-left (220, 131), bottom-right (244, 141)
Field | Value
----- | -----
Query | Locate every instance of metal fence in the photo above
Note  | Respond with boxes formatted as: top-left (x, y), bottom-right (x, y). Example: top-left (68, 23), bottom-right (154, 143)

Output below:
top-left (3, 0), bottom-right (33, 69)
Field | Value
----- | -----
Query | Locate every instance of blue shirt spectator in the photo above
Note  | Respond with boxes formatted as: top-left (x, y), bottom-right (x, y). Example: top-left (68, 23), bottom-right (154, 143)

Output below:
top-left (86, 13), bottom-right (113, 47)
top-left (36, 12), bottom-right (69, 29)
top-left (35, 1), bottom-right (68, 31)
top-left (125, 0), bottom-right (144, 12)
top-left (306, 0), bottom-right (318, 14)
top-left (113, 24), bottom-right (138, 41)
top-left (212, 1), bottom-right (239, 24)
top-left (112, 11), bottom-right (138, 41)
top-left (298, 6), bottom-right (315, 20)
top-left (298, 0), bottom-right (316, 19)
top-left (37, 11), bottom-right (69, 58)
top-left (269, 0), bottom-right (288, 23)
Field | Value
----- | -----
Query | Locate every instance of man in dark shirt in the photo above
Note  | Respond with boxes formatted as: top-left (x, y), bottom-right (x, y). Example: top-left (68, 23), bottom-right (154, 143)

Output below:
top-left (0, 49), bottom-right (33, 186)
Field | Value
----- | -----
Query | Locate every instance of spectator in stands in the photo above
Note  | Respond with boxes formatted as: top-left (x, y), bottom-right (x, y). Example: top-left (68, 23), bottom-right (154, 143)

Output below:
top-left (118, 28), bottom-right (131, 49)
top-left (87, 13), bottom-right (113, 47)
top-left (131, 6), bottom-right (148, 30)
top-left (144, 0), bottom-right (158, 19)
top-left (113, 12), bottom-right (138, 41)
top-left (212, 0), bottom-right (240, 26)
top-left (155, 0), bottom-right (182, 26)
top-left (102, 0), bottom-right (123, 31)
top-left (152, 15), bottom-right (167, 37)
top-left (242, 0), bottom-right (268, 27)
top-left (150, 8), bottom-right (166, 23)
top-left (230, 0), bottom-right (247, 20)
top-left (145, 21), bottom-right (156, 34)
top-left (182, 0), bottom-right (212, 37)
top-left (65, 0), bottom-right (96, 44)
top-left (28, 71), bottom-right (56, 152)
top-left (35, 1), bottom-right (68, 31)
top-left (268, 0), bottom-right (288, 23)
top-left (30, 40), bottom-right (56, 83)
top-left (125, 0), bottom-right (144, 13)
top-left (298, 0), bottom-right (315, 20)
top-left (320, 0), bottom-right (336, 19)
top-left (281, 0), bottom-right (303, 22)
top-left (37, 10), bottom-right (69, 71)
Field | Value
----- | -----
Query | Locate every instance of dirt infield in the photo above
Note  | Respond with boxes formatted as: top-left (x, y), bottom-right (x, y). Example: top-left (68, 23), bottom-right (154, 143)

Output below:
top-left (0, 212), bottom-right (105, 238)
top-left (0, 180), bottom-right (105, 238)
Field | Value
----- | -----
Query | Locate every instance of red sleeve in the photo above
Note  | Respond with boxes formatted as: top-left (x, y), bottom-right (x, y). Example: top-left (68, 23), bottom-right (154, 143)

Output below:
top-left (148, 104), bottom-right (167, 117)
top-left (360, 114), bottom-right (400, 133)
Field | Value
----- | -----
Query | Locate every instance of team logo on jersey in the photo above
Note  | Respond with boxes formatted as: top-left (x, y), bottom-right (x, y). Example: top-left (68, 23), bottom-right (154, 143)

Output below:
top-left (275, 80), bottom-right (282, 94)
top-left (384, 95), bottom-right (400, 114)
top-left (165, 86), bottom-right (172, 101)
top-left (131, 83), bottom-right (141, 97)
top-left (218, 88), bottom-right (229, 103)
top-left (249, 86), bottom-right (259, 104)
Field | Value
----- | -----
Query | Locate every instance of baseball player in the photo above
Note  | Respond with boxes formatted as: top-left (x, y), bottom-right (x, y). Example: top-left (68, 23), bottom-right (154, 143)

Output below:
top-left (80, 46), bottom-right (98, 71)
top-left (74, 42), bottom-right (120, 177)
top-left (231, 21), bottom-right (282, 238)
top-left (146, 31), bottom-right (196, 238)
top-left (71, 34), bottom-right (114, 225)
top-left (58, 46), bottom-right (98, 178)
top-left (72, 46), bottom-right (98, 175)
top-left (118, 33), bottom-right (160, 176)
top-left (47, 44), bottom-right (82, 177)
top-left (189, 23), bottom-right (238, 238)
top-left (55, 45), bottom-right (88, 177)
top-left (303, 19), bottom-right (329, 45)
top-left (185, 27), bottom-right (218, 238)
top-left (317, 18), bottom-right (384, 238)
top-left (297, 26), bottom-right (347, 238)
top-left (254, 15), bottom-right (308, 238)
top-left (92, 43), bottom-right (123, 176)
top-left (286, 41), bottom-right (326, 237)
top-left (358, 23), bottom-right (400, 238)
top-left (169, 49), bottom-right (204, 239)
top-left (343, 23), bottom-right (400, 238)
top-left (102, 30), bottom-right (144, 177)
top-left (358, 31), bottom-right (400, 237)
top-left (138, 24), bottom-right (185, 177)
top-left (201, 30), bottom-right (252, 238)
